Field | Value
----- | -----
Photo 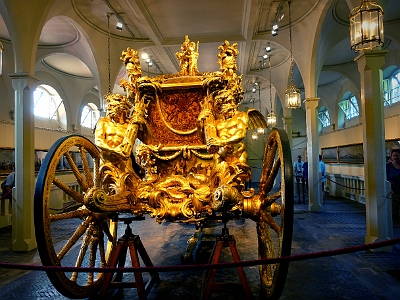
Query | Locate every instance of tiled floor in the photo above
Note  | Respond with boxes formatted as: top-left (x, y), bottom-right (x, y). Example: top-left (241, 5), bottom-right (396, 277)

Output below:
top-left (0, 194), bottom-right (399, 299)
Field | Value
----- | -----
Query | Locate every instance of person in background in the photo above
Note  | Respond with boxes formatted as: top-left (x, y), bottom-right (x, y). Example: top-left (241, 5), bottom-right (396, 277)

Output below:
top-left (2, 170), bottom-right (15, 200)
top-left (302, 156), bottom-right (309, 193)
top-left (386, 148), bottom-right (400, 223)
top-left (293, 155), bottom-right (305, 204)
top-left (319, 154), bottom-right (326, 204)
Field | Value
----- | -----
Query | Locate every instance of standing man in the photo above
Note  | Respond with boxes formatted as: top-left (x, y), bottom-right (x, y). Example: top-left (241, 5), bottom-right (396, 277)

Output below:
top-left (293, 155), bottom-right (304, 204)
top-left (319, 154), bottom-right (326, 204)
top-left (302, 156), bottom-right (309, 203)
top-left (1, 169), bottom-right (15, 210)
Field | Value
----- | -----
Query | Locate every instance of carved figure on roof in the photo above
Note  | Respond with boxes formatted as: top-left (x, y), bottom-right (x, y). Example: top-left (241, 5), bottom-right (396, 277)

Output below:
top-left (176, 35), bottom-right (199, 76)
top-left (120, 47), bottom-right (142, 100)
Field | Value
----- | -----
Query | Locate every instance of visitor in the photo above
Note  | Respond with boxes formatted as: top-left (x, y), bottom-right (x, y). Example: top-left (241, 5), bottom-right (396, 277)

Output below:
top-left (319, 154), bottom-right (326, 204)
top-left (386, 149), bottom-right (400, 223)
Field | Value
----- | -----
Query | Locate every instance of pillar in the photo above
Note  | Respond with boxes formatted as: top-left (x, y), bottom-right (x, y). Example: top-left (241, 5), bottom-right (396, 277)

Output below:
top-left (282, 108), bottom-right (293, 148)
top-left (10, 72), bottom-right (38, 251)
top-left (355, 50), bottom-right (391, 248)
top-left (305, 97), bottom-right (322, 212)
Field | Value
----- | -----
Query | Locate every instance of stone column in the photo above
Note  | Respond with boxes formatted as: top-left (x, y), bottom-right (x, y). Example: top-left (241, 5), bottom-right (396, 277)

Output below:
top-left (10, 73), bottom-right (38, 251)
top-left (355, 50), bottom-right (391, 248)
top-left (282, 108), bottom-right (293, 148)
top-left (305, 97), bottom-right (322, 212)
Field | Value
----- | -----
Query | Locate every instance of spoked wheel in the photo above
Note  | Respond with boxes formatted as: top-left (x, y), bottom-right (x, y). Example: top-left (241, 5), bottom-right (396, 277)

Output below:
top-left (34, 135), bottom-right (118, 299)
top-left (257, 128), bottom-right (294, 299)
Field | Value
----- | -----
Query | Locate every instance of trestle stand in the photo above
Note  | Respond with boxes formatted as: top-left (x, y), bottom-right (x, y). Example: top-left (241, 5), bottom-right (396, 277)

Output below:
top-left (99, 217), bottom-right (159, 299)
top-left (201, 222), bottom-right (253, 300)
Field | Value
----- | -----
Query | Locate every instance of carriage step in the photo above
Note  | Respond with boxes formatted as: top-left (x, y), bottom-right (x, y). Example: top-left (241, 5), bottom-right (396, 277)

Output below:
top-left (99, 220), bottom-right (160, 300)
top-left (201, 226), bottom-right (253, 300)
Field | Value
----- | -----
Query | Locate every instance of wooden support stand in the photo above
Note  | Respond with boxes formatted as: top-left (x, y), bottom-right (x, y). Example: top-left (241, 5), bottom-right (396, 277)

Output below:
top-left (201, 225), bottom-right (253, 300)
top-left (99, 217), bottom-right (159, 299)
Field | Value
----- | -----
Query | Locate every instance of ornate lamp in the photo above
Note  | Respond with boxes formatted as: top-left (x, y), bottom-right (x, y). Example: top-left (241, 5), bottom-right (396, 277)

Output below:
top-left (266, 57), bottom-right (276, 127)
top-left (284, 0), bottom-right (301, 109)
top-left (349, 0), bottom-right (384, 51)
top-left (256, 82), bottom-right (265, 135)
top-left (252, 131), bottom-right (259, 140)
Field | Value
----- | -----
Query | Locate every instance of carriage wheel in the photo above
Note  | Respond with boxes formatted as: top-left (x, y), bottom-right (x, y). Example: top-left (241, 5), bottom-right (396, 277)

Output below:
top-left (34, 135), bottom-right (117, 299)
top-left (257, 128), bottom-right (294, 299)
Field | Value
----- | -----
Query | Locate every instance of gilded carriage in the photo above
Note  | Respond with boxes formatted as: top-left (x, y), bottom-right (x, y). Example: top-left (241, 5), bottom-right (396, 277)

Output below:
top-left (34, 36), bottom-right (294, 299)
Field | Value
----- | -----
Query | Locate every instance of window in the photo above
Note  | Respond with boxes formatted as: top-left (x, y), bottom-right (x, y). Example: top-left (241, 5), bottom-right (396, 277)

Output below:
top-left (384, 70), bottom-right (400, 106)
top-left (338, 95), bottom-right (359, 120)
top-left (81, 103), bottom-right (99, 129)
top-left (34, 84), bottom-right (67, 129)
top-left (34, 85), bottom-right (64, 120)
top-left (318, 108), bottom-right (330, 128)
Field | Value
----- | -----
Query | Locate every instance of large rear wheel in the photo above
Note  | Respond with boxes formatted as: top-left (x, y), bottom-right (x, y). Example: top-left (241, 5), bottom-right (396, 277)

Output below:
top-left (34, 135), bottom-right (117, 298)
top-left (257, 128), bottom-right (294, 299)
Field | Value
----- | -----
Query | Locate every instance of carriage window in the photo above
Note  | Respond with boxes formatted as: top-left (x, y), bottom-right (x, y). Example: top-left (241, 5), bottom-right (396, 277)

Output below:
top-left (81, 103), bottom-right (99, 129)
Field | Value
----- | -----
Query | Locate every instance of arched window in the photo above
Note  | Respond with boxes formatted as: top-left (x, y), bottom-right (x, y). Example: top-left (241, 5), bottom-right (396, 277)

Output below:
top-left (34, 84), bottom-right (66, 129)
top-left (383, 70), bottom-right (400, 106)
top-left (338, 94), bottom-right (359, 120)
top-left (318, 107), bottom-right (330, 128)
top-left (81, 103), bottom-right (99, 129)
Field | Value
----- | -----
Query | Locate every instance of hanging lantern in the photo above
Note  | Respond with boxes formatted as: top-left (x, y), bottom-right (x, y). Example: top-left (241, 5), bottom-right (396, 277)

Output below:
top-left (267, 56), bottom-right (276, 126)
top-left (349, 0), bottom-right (384, 51)
top-left (257, 127), bottom-right (265, 135)
top-left (251, 131), bottom-right (258, 140)
top-left (284, 0), bottom-right (301, 109)
top-left (285, 83), bottom-right (301, 109)
top-left (267, 111), bottom-right (277, 127)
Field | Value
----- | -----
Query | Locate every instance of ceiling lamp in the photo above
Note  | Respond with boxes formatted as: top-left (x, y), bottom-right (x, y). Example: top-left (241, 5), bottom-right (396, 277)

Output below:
top-left (349, 0), bottom-right (384, 51)
top-left (265, 42), bottom-right (271, 53)
top-left (252, 131), bottom-right (259, 140)
top-left (267, 57), bottom-right (276, 127)
top-left (256, 81), bottom-right (265, 136)
top-left (284, 0), bottom-right (301, 109)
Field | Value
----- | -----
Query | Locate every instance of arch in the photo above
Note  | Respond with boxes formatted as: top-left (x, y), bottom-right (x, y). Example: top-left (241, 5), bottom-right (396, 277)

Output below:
top-left (34, 70), bottom-right (72, 130)
top-left (33, 83), bottom-right (67, 130)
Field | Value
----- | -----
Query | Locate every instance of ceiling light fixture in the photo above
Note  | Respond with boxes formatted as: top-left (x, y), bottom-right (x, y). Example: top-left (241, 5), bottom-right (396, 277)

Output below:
top-left (256, 81), bottom-right (265, 135)
top-left (251, 84), bottom-right (259, 140)
top-left (265, 43), bottom-right (271, 53)
top-left (116, 22), bottom-right (123, 31)
top-left (284, 0), bottom-right (301, 109)
top-left (252, 131), bottom-right (259, 140)
top-left (105, 13), bottom-right (112, 97)
top-left (271, 0), bottom-right (285, 37)
top-left (349, 0), bottom-right (384, 51)
top-left (267, 57), bottom-right (276, 127)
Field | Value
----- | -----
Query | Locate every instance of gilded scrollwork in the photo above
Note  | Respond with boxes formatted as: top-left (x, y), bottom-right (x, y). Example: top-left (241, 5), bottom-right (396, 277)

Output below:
top-left (90, 36), bottom-right (268, 223)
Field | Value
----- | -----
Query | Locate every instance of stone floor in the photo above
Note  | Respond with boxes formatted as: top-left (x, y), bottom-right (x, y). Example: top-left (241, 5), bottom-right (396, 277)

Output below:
top-left (0, 194), bottom-right (400, 299)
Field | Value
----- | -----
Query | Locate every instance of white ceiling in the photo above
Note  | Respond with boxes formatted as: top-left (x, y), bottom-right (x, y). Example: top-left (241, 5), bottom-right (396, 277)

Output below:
top-left (1, 0), bottom-right (400, 107)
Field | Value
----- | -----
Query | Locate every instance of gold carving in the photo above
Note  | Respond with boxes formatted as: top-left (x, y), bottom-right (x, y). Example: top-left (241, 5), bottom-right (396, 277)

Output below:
top-left (176, 35), bottom-right (199, 76)
top-left (91, 37), bottom-right (270, 223)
